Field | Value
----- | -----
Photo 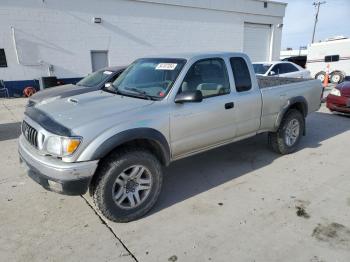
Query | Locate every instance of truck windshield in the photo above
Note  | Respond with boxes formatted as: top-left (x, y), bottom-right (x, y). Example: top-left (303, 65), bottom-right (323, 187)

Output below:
top-left (77, 70), bottom-right (113, 87)
top-left (112, 58), bottom-right (186, 99)
top-left (253, 63), bottom-right (271, 75)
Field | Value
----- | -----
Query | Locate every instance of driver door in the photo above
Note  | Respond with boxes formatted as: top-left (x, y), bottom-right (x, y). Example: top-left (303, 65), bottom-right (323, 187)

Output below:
top-left (170, 58), bottom-right (236, 158)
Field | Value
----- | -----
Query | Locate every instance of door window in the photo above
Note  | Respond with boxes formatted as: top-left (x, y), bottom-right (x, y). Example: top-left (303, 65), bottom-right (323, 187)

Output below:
top-left (271, 63), bottom-right (298, 75)
top-left (282, 63), bottom-right (299, 73)
top-left (230, 57), bottom-right (252, 92)
top-left (179, 58), bottom-right (230, 98)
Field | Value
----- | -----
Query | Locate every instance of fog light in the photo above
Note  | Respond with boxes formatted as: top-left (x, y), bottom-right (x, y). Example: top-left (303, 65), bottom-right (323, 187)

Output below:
top-left (48, 180), bottom-right (63, 192)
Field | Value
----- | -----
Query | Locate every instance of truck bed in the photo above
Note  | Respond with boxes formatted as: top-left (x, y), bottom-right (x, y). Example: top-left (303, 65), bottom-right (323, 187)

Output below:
top-left (257, 76), bottom-right (323, 132)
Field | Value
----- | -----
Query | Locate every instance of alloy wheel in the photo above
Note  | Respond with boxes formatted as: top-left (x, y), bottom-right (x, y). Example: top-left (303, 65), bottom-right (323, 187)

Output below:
top-left (285, 119), bottom-right (300, 146)
top-left (112, 165), bottom-right (152, 209)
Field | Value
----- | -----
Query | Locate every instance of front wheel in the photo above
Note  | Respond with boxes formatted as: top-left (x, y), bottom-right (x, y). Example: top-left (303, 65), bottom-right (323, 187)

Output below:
top-left (92, 148), bottom-right (163, 222)
top-left (268, 109), bottom-right (304, 155)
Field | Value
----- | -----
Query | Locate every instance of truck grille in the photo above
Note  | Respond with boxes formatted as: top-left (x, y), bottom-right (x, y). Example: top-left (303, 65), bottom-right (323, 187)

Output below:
top-left (22, 121), bottom-right (38, 148)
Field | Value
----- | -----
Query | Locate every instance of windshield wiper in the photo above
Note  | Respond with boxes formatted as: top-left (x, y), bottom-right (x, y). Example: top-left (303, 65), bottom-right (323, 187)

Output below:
top-left (124, 87), bottom-right (154, 100)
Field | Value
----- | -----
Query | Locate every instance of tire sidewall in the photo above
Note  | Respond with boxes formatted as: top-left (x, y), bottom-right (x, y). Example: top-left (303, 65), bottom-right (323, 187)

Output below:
top-left (330, 72), bottom-right (344, 84)
top-left (315, 71), bottom-right (326, 82)
top-left (96, 151), bottom-right (162, 221)
top-left (279, 110), bottom-right (304, 153)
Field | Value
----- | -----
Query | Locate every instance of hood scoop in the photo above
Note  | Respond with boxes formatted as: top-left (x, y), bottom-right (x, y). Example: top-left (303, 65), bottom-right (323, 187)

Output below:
top-left (67, 97), bottom-right (78, 104)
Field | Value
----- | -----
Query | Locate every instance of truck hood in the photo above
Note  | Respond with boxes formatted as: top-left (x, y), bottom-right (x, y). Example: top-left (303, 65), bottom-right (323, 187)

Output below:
top-left (33, 91), bottom-right (155, 130)
top-left (29, 84), bottom-right (98, 105)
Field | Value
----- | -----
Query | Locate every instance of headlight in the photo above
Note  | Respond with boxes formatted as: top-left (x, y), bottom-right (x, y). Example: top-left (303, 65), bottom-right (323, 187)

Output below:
top-left (330, 88), bottom-right (341, 96)
top-left (45, 136), bottom-right (82, 157)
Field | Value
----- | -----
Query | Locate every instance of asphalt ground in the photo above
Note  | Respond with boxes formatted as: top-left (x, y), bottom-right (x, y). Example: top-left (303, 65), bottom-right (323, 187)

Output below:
top-left (0, 97), bottom-right (349, 262)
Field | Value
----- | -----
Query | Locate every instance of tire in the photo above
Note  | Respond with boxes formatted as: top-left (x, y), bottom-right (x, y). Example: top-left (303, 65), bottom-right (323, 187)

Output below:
top-left (92, 148), bottom-right (163, 222)
top-left (268, 109), bottom-right (304, 155)
top-left (330, 71), bottom-right (344, 84)
top-left (315, 71), bottom-right (326, 82)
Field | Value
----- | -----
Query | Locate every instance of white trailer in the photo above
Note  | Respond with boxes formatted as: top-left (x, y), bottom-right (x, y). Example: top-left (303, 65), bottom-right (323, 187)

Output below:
top-left (306, 38), bottom-right (350, 83)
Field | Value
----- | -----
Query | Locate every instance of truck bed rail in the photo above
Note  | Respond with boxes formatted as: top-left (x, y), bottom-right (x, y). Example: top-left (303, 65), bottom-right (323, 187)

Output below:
top-left (257, 76), bottom-right (313, 89)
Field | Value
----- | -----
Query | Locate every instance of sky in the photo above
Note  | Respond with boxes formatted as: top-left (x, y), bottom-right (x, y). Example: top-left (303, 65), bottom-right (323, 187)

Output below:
top-left (281, 0), bottom-right (350, 50)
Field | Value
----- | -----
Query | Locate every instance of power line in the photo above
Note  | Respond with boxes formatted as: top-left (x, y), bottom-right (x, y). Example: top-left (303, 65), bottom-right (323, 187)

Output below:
top-left (311, 1), bottom-right (326, 43)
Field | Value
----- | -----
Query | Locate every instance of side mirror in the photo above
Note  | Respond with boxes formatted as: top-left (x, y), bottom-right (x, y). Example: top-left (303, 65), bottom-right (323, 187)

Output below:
top-left (105, 82), bottom-right (112, 88)
top-left (175, 90), bottom-right (203, 103)
top-left (269, 71), bottom-right (276, 76)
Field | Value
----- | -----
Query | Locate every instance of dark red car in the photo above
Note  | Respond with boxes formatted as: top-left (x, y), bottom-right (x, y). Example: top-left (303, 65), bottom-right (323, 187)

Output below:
top-left (326, 81), bottom-right (350, 114)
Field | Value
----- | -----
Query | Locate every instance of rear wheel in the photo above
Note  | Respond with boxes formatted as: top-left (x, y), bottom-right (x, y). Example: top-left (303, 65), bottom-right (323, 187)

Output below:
top-left (268, 109), bottom-right (304, 155)
top-left (315, 71), bottom-right (326, 82)
top-left (92, 148), bottom-right (163, 222)
top-left (330, 71), bottom-right (344, 84)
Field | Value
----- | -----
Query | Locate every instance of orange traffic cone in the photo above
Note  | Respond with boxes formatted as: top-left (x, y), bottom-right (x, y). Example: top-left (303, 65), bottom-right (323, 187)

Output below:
top-left (323, 64), bottom-right (329, 87)
top-left (323, 73), bottom-right (329, 87)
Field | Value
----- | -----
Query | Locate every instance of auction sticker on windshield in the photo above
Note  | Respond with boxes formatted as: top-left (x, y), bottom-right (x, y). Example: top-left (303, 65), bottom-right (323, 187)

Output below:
top-left (103, 71), bottom-right (113, 75)
top-left (156, 63), bottom-right (177, 70)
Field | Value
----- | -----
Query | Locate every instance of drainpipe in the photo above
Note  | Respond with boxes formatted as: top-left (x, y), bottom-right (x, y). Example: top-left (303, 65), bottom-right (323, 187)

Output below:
top-left (11, 27), bottom-right (42, 66)
top-left (12, 27), bottom-right (54, 76)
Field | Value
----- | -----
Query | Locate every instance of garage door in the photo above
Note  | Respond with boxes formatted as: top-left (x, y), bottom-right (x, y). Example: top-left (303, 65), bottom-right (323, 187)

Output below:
top-left (243, 23), bottom-right (271, 62)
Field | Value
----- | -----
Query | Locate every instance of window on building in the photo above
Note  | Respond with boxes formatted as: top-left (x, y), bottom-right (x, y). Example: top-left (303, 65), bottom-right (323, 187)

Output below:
top-left (0, 49), bottom-right (7, 67)
top-left (180, 58), bottom-right (230, 98)
top-left (325, 55), bottom-right (339, 63)
top-left (230, 57), bottom-right (252, 92)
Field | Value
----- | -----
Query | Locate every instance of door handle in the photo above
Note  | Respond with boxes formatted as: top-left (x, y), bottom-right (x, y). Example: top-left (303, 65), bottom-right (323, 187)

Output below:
top-left (225, 102), bottom-right (234, 109)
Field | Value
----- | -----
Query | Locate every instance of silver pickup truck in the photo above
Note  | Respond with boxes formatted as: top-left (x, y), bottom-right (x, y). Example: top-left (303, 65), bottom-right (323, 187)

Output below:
top-left (19, 52), bottom-right (323, 222)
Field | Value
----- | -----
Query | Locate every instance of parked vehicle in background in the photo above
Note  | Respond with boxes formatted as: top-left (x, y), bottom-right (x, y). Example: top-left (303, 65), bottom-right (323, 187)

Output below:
top-left (27, 66), bottom-right (126, 107)
top-left (326, 81), bottom-right (350, 114)
top-left (306, 37), bottom-right (350, 84)
top-left (282, 55), bottom-right (307, 69)
top-left (253, 61), bottom-right (311, 78)
top-left (19, 52), bottom-right (323, 222)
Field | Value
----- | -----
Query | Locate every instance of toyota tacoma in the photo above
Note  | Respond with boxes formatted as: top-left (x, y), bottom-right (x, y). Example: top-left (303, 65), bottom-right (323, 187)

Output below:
top-left (19, 52), bottom-right (323, 222)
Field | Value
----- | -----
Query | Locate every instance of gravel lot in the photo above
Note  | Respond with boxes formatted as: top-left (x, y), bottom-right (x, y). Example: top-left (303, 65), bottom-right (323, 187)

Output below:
top-left (0, 97), bottom-right (349, 262)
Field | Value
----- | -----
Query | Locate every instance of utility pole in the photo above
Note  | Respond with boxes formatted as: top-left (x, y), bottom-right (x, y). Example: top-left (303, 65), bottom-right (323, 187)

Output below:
top-left (311, 1), bottom-right (326, 43)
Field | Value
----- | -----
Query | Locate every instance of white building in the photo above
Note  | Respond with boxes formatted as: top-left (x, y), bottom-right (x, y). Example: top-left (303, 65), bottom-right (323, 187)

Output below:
top-left (0, 0), bottom-right (286, 96)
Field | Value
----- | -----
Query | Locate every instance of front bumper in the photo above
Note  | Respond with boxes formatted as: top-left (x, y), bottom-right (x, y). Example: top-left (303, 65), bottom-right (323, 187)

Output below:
top-left (18, 135), bottom-right (98, 195)
top-left (326, 94), bottom-right (350, 114)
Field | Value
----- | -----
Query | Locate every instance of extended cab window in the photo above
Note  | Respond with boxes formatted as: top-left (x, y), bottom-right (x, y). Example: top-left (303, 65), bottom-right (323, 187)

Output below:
top-left (179, 58), bottom-right (230, 98)
top-left (230, 57), bottom-right (252, 92)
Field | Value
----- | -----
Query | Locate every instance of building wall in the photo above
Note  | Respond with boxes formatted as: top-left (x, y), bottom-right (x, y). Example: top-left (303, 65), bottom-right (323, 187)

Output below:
top-left (0, 0), bottom-right (285, 96)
